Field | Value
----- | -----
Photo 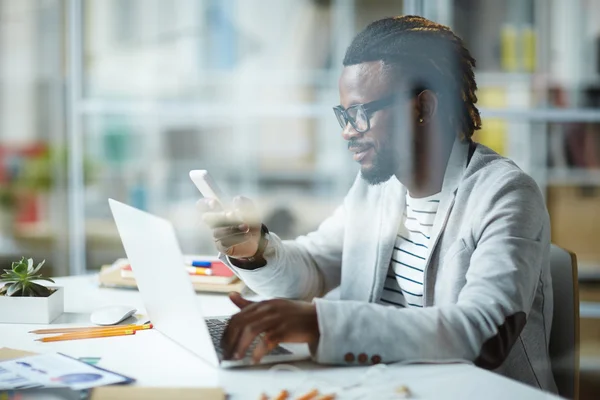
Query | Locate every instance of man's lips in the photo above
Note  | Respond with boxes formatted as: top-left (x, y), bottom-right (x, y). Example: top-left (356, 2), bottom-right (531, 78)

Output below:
top-left (349, 145), bottom-right (373, 162)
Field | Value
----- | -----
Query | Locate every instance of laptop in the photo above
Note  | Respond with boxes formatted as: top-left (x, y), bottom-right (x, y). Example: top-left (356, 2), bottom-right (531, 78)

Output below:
top-left (108, 198), bottom-right (310, 368)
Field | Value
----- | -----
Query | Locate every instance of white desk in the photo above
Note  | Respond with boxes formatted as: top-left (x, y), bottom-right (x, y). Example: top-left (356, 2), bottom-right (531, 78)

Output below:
top-left (1, 276), bottom-right (560, 400)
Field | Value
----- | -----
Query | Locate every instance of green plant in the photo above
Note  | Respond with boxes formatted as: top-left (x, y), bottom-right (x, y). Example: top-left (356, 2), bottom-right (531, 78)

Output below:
top-left (19, 147), bottom-right (95, 192)
top-left (0, 257), bottom-right (55, 297)
top-left (0, 186), bottom-right (17, 211)
top-left (0, 147), bottom-right (96, 214)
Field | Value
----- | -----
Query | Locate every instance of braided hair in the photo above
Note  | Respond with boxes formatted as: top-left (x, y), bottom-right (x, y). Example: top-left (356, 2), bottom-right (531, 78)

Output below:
top-left (343, 15), bottom-right (481, 140)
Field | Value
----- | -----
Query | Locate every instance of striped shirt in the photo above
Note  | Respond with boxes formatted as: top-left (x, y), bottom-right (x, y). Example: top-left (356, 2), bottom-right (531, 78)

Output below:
top-left (378, 192), bottom-right (440, 308)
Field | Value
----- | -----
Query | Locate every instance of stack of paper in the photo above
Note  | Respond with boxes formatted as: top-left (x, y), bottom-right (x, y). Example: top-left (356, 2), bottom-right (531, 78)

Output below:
top-left (0, 353), bottom-right (133, 391)
top-left (98, 256), bottom-right (245, 294)
top-left (0, 348), bottom-right (225, 399)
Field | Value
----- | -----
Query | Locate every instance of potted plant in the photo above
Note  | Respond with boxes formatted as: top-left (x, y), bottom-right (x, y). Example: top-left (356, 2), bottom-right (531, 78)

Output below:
top-left (0, 257), bottom-right (64, 323)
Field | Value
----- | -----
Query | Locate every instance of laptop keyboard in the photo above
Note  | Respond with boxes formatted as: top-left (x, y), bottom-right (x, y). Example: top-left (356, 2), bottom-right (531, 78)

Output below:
top-left (205, 318), bottom-right (292, 358)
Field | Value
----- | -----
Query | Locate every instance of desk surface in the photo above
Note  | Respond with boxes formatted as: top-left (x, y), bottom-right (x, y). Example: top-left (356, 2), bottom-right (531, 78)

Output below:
top-left (1, 276), bottom-right (560, 400)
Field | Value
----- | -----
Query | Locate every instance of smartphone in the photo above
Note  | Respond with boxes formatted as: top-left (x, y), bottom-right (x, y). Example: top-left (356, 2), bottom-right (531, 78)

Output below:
top-left (189, 170), bottom-right (229, 208)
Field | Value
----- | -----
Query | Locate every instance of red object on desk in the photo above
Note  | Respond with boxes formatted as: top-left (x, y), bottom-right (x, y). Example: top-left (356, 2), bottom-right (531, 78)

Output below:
top-left (207, 261), bottom-right (235, 277)
top-left (121, 261), bottom-right (234, 278)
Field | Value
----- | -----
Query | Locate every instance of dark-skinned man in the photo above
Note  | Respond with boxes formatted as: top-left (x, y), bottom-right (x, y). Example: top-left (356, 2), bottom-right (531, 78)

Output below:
top-left (197, 16), bottom-right (556, 393)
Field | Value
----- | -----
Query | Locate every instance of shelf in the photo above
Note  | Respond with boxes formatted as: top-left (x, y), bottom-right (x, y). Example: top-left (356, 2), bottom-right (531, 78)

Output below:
top-left (93, 168), bottom-right (341, 182)
top-left (547, 169), bottom-right (600, 186)
top-left (78, 100), bottom-right (600, 123)
top-left (580, 271), bottom-right (600, 282)
top-left (254, 170), bottom-right (338, 182)
top-left (579, 262), bottom-right (600, 282)
top-left (581, 302), bottom-right (600, 319)
top-left (14, 220), bottom-right (121, 244)
top-left (476, 72), bottom-right (534, 85)
top-left (479, 108), bottom-right (600, 122)
top-left (78, 100), bottom-right (331, 119)
top-left (87, 69), bottom-right (339, 88)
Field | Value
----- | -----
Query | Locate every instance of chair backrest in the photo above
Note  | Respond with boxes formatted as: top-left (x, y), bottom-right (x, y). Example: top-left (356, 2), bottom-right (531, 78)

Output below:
top-left (548, 244), bottom-right (580, 400)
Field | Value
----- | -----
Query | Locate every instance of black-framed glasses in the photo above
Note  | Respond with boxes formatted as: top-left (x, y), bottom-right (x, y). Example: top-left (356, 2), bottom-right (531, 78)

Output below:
top-left (333, 95), bottom-right (396, 133)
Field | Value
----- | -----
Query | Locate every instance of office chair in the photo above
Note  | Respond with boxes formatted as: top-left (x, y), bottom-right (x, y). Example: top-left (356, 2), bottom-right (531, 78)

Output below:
top-left (549, 244), bottom-right (580, 400)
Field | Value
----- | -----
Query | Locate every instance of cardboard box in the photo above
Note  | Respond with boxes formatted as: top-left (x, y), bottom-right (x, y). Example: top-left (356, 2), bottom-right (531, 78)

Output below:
top-left (547, 186), bottom-right (600, 272)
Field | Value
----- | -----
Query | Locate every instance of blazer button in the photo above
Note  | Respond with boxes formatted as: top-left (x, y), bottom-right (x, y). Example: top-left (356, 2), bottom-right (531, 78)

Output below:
top-left (371, 355), bottom-right (382, 364)
top-left (344, 353), bottom-right (355, 363)
top-left (358, 353), bottom-right (368, 364)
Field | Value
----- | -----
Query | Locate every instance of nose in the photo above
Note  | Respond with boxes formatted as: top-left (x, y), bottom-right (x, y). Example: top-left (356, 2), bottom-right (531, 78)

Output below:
top-left (341, 122), bottom-right (362, 141)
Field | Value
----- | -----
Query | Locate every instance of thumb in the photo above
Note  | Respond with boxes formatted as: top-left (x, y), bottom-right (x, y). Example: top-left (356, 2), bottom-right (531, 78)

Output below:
top-left (229, 292), bottom-right (253, 309)
top-left (232, 196), bottom-right (261, 227)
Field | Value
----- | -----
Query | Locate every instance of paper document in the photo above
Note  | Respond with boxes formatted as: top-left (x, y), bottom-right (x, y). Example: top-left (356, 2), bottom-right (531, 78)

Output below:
top-left (0, 353), bottom-right (131, 391)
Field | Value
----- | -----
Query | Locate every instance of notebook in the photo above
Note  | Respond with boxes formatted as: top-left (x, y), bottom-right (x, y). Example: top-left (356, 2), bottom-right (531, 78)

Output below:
top-left (120, 260), bottom-right (236, 285)
top-left (98, 265), bottom-right (245, 294)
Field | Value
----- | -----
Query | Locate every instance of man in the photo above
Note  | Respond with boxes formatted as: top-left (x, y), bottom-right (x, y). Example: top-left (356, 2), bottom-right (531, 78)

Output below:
top-left (198, 16), bottom-right (556, 392)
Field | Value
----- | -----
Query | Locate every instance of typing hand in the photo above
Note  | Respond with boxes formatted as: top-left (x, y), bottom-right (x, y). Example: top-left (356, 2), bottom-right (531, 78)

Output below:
top-left (221, 292), bottom-right (320, 363)
top-left (197, 196), bottom-right (262, 259)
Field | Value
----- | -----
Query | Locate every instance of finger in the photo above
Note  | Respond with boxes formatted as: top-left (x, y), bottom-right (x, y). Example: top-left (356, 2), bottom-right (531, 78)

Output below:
top-left (229, 292), bottom-right (254, 309)
top-left (232, 196), bottom-right (261, 227)
top-left (202, 211), bottom-right (241, 229)
top-left (221, 301), bottom-right (276, 359)
top-left (221, 293), bottom-right (260, 359)
top-left (252, 334), bottom-right (279, 364)
top-left (264, 329), bottom-right (286, 346)
top-left (220, 317), bottom-right (245, 360)
top-left (195, 198), bottom-right (222, 213)
top-left (195, 199), bottom-right (210, 213)
top-left (233, 315), bottom-right (281, 360)
top-left (220, 300), bottom-right (264, 359)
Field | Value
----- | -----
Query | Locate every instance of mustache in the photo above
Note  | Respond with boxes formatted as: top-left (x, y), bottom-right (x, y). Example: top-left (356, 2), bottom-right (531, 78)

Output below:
top-left (348, 139), bottom-right (373, 151)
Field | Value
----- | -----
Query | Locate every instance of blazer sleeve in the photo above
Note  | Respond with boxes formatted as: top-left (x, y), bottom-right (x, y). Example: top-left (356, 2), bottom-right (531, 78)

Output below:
top-left (312, 170), bottom-right (550, 367)
top-left (219, 203), bottom-right (345, 301)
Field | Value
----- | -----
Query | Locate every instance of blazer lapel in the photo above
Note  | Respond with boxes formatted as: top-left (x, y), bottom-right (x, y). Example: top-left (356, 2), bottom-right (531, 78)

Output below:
top-left (341, 179), bottom-right (398, 302)
top-left (422, 139), bottom-right (470, 305)
top-left (370, 177), bottom-right (405, 302)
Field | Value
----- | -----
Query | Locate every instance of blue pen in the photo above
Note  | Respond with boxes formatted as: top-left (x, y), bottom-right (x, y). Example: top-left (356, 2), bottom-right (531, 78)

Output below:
top-left (190, 261), bottom-right (212, 268)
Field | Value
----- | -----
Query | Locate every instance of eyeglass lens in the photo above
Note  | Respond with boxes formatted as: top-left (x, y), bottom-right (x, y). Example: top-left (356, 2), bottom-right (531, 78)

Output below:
top-left (334, 106), bottom-right (369, 133)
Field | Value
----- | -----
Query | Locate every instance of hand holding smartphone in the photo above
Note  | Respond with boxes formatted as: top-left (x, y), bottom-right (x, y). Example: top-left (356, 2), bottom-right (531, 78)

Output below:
top-left (191, 170), bottom-right (262, 259)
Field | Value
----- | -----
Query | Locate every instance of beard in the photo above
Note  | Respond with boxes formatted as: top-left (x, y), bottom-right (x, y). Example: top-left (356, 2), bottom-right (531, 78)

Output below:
top-left (360, 145), bottom-right (397, 185)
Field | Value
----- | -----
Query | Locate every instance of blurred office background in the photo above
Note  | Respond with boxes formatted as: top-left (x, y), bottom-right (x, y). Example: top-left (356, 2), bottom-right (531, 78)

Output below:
top-left (1, 0), bottom-right (600, 396)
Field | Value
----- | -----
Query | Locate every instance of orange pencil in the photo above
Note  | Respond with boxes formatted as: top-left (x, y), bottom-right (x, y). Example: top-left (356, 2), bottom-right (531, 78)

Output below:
top-left (36, 329), bottom-right (136, 342)
top-left (30, 323), bottom-right (152, 335)
top-left (53, 323), bottom-right (152, 335)
top-left (315, 395), bottom-right (335, 400)
top-left (295, 389), bottom-right (319, 400)
top-left (273, 390), bottom-right (289, 400)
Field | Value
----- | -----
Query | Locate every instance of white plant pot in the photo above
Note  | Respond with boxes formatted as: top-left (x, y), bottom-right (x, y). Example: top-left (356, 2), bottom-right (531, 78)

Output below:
top-left (0, 286), bottom-right (64, 324)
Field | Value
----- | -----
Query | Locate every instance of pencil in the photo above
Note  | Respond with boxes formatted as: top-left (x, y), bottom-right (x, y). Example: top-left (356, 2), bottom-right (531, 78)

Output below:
top-left (29, 323), bottom-right (152, 335)
top-left (189, 261), bottom-right (212, 268)
top-left (35, 329), bottom-right (136, 342)
top-left (315, 395), bottom-right (335, 400)
top-left (295, 389), bottom-right (319, 400)
top-left (273, 390), bottom-right (289, 400)
top-left (186, 266), bottom-right (212, 276)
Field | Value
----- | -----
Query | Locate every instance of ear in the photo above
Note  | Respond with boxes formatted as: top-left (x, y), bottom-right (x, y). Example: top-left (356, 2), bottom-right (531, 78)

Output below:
top-left (416, 90), bottom-right (438, 124)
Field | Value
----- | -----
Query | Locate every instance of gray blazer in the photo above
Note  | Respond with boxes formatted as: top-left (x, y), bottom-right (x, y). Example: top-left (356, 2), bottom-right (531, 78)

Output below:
top-left (222, 139), bottom-right (558, 393)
